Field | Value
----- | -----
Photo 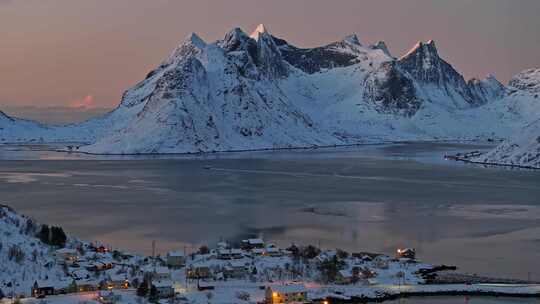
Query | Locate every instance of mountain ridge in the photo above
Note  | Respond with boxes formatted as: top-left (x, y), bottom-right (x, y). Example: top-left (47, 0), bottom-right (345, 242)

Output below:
top-left (1, 25), bottom-right (539, 154)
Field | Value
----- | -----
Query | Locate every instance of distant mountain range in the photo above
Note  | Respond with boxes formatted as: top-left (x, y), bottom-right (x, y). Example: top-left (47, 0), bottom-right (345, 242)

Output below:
top-left (1, 25), bottom-right (539, 159)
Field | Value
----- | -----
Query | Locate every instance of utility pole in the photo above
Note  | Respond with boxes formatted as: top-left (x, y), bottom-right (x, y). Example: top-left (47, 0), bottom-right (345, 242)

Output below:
top-left (184, 245), bottom-right (188, 291)
top-left (152, 240), bottom-right (156, 271)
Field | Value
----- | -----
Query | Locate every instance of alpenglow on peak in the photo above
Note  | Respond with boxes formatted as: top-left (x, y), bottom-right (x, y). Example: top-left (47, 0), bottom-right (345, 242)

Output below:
top-left (250, 24), bottom-right (269, 40)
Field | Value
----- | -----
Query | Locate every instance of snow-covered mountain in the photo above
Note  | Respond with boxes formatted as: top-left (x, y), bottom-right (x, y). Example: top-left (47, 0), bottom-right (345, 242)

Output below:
top-left (471, 69), bottom-right (540, 168)
top-left (1, 25), bottom-right (539, 154)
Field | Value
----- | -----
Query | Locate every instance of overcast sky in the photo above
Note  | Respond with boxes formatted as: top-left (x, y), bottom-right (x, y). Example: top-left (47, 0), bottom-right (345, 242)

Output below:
top-left (1, 0), bottom-right (539, 111)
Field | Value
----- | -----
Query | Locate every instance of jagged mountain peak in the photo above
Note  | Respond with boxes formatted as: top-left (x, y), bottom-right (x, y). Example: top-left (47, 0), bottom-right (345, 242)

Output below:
top-left (399, 40), bottom-right (438, 61)
top-left (468, 74), bottom-right (506, 104)
top-left (187, 32), bottom-right (207, 49)
top-left (164, 32), bottom-right (207, 66)
top-left (342, 34), bottom-right (362, 46)
top-left (250, 24), bottom-right (270, 41)
top-left (218, 27), bottom-right (254, 52)
top-left (370, 41), bottom-right (392, 57)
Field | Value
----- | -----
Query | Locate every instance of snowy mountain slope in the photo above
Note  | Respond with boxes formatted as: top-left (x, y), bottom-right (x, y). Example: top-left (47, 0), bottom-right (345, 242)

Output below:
top-left (85, 32), bottom-right (335, 154)
top-left (472, 118), bottom-right (540, 168)
top-left (470, 69), bottom-right (540, 168)
top-left (1, 25), bottom-right (539, 154)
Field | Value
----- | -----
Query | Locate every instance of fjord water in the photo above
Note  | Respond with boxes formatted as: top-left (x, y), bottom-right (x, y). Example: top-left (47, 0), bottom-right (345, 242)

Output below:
top-left (383, 296), bottom-right (540, 304)
top-left (1, 143), bottom-right (539, 281)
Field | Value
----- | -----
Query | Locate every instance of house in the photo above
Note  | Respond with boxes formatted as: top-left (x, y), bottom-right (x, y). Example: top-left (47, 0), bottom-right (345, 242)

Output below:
top-left (152, 281), bottom-right (175, 298)
top-left (251, 248), bottom-right (265, 256)
top-left (187, 265), bottom-right (212, 279)
top-left (242, 238), bottom-right (265, 250)
top-left (77, 283), bottom-right (98, 292)
top-left (315, 250), bottom-right (337, 265)
top-left (152, 267), bottom-right (172, 281)
top-left (31, 281), bottom-right (54, 298)
top-left (352, 252), bottom-right (383, 261)
top-left (217, 248), bottom-right (244, 260)
top-left (197, 281), bottom-right (215, 291)
top-left (87, 262), bottom-right (114, 272)
top-left (373, 256), bottom-right (389, 269)
top-left (265, 284), bottom-right (308, 304)
top-left (97, 291), bottom-right (121, 304)
top-left (71, 269), bottom-right (91, 281)
top-left (223, 261), bottom-right (248, 279)
top-left (106, 275), bottom-right (130, 290)
top-left (54, 248), bottom-right (78, 265)
top-left (266, 247), bottom-right (283, 257)
top-left (166, 250), bottom-right (186, 268)
top-left (336, 269), bottom-right (354, 285)
top-left (217, 241), bottom-right (229, 250)
top-left (396, 248), bottom-right (416, 259)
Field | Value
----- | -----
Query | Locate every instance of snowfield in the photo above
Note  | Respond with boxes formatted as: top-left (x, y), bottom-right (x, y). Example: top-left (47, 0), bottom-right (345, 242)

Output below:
top-left (1, 25), bottom-right (539, 156)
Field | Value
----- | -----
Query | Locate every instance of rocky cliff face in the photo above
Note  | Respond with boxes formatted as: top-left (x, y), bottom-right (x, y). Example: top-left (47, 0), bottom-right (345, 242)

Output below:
top-left (397, 40), bottom-right (502, 108)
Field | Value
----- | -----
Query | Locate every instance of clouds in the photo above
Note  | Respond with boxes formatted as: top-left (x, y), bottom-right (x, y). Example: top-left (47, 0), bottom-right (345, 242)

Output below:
top-left (69, 95), bottom-right (96, 109)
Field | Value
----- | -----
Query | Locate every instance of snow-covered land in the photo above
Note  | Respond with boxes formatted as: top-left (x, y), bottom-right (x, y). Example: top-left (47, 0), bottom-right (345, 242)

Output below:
top-left (472, 118), bottom-right (540, 168)
top-left (1, 206), bottom-right (539, 303)
top-left (1, 25), bottom-right (539, 154)
top-left (0, 205), bottom-right (147, 298)
top-left (469, 69), bottom-right (540, 168)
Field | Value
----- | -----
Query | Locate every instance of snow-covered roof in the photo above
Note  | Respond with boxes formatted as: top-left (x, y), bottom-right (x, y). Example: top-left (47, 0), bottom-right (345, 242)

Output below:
top-left (152, 280), bottom-right (173, 288)
top-left (228, 261), bottom-right (247, 268)
top-left (55, 248), bottom-right (78, 254)
top-left (244, 238), bottom-right (264, 245)
top-left (270, 284), bottom-right (307, 294)
top-left (168, 250), bottom-right (185, 257)
top-left (339, 269), bottom-right (353, 278)
top-left (154, 266), bottom-right (170, 274)
top-left (218, 248), bottom-right (243, 255)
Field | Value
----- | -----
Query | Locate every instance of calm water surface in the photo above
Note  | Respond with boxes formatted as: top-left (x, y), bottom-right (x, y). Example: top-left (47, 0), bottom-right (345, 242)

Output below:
top-left (1, 142), bottom-right (539, 282)
top-left (383, 296), bottom-right (540, 303)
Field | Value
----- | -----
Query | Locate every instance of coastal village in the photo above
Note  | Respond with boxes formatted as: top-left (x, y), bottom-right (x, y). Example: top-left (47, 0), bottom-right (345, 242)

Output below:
top-left (1, 205), bottom-right (540, 304)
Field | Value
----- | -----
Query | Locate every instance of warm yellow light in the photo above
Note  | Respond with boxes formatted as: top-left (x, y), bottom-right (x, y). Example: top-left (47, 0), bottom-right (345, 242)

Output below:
top-left (323, 301), bottom-right (329, 304)
top-left (272, 292), bottom-right (278, 297)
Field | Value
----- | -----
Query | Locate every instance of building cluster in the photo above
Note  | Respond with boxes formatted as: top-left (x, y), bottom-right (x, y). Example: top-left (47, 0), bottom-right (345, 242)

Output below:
top-left (30, 237), bottom-right (420, 303)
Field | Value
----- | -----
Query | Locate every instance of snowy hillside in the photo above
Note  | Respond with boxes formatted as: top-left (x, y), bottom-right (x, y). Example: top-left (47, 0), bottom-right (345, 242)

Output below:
top-left (470, 69), bottom-right (540, 168)
top-left (0, 205), bottom-right (147, 298)
top-left (472, 118), bottom-right (540, 168)
top-left (0, 205), bottom-right (72, 296)
top-left (1, 25), bottom-right (539, 154)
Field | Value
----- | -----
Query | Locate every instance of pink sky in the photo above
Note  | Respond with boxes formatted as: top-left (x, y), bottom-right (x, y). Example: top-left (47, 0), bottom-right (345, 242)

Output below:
top-left (0, 0), bottom-right (539, 109)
